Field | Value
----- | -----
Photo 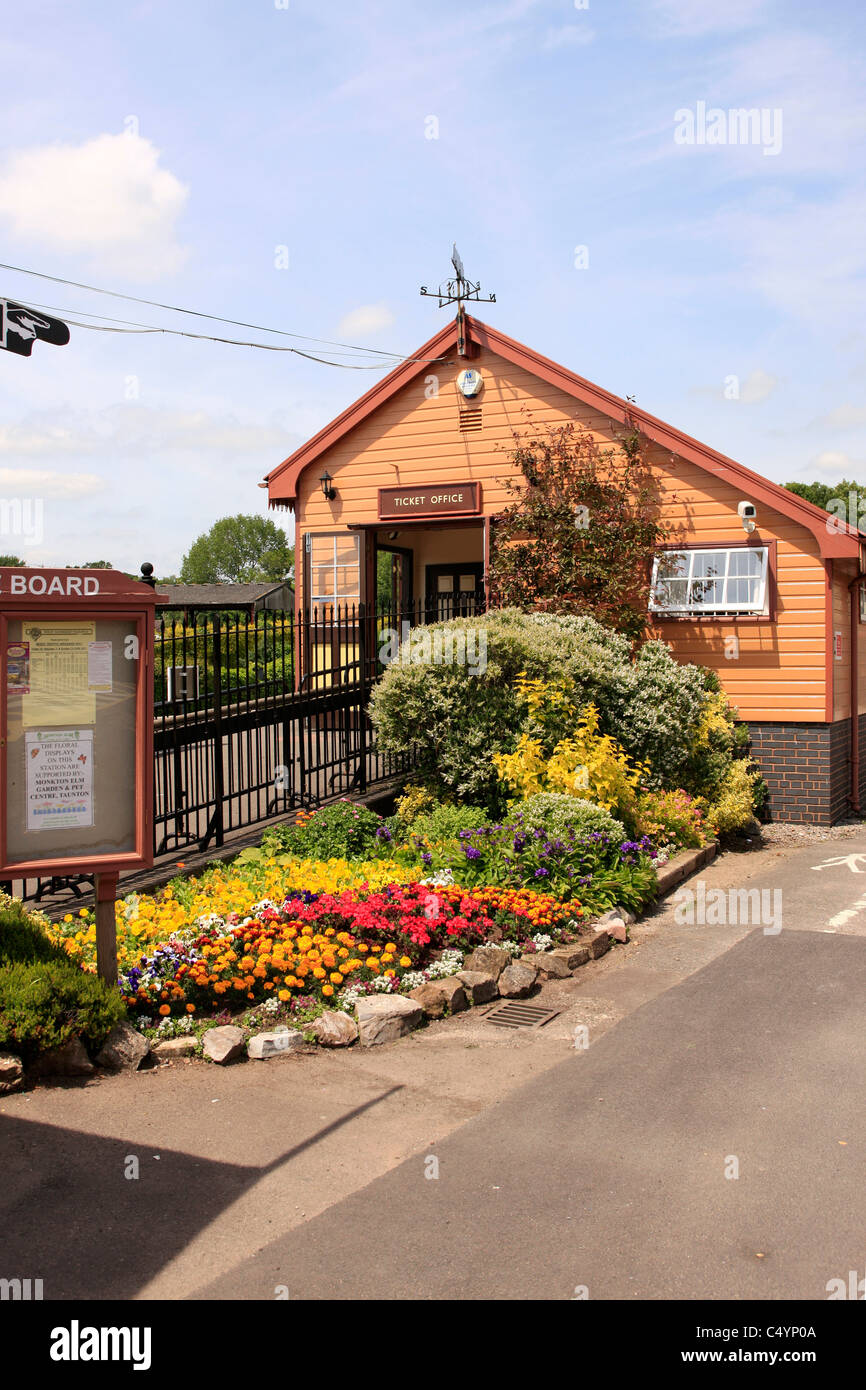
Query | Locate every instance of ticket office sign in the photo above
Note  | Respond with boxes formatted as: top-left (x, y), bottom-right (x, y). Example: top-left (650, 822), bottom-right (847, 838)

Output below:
top-left (0, 570), bottom-right (158, 875)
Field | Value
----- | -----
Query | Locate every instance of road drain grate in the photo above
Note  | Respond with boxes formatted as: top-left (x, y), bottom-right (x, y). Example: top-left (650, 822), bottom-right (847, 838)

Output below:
top-left (483, 1000), bottom-right (561, 1030)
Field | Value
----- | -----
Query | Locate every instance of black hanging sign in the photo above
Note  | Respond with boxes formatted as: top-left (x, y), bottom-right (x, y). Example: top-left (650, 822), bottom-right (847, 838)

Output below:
top-left (0, 300), bottom-right (70, 357)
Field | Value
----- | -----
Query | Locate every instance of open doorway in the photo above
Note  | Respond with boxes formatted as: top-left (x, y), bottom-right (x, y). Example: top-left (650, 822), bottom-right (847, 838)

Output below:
top-left (375, 541), bottom-right (413, 617)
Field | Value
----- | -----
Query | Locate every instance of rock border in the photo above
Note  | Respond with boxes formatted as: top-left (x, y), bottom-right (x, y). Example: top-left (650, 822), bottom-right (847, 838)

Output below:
top-left (3, 840), bottom-right (722, 1086)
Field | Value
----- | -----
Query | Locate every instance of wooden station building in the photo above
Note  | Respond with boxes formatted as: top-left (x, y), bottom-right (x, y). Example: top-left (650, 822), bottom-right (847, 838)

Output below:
top-left (264, 309), bottom-right (866, 824)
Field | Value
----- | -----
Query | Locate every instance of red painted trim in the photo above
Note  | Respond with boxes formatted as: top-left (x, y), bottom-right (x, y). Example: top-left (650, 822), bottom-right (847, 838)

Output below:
top-left (265, 316), bottom-right (861, 561)
top-left (825, 559), bottom-right (834, 722)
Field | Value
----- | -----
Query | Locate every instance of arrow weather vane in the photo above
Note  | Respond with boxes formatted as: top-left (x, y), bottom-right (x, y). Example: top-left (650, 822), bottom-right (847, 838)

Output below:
top-left (420, 244), bottom-right (496, 310)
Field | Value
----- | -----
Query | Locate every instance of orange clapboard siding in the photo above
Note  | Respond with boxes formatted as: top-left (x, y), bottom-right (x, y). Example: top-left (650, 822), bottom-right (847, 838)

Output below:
top-left (275, 322), bottom-right (862, 726)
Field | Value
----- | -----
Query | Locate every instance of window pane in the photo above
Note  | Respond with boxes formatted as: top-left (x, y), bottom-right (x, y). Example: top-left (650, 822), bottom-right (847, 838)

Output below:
top-left (437, 575), bottom-right (454, 593)
top-left (655, 552), bottom-right (689, 582)
top-left (690, 577), bottom-right (723, 606)
top-left (691, 552), bottom-right (726, 579)
top-left (334, 565), bottom-right (360, 597)
top-left (312, 565), bottom-right (335, 597)
top-left (335, 535), bottom-right (359, 563)
top-left (458, 574), bottom-right (477, 591)
top-left (309, 536), bottom-right (335, 566)
top-left (653, 577), bottom-right (689, 607)
top-left (728, 549), bottom-right (763, 577)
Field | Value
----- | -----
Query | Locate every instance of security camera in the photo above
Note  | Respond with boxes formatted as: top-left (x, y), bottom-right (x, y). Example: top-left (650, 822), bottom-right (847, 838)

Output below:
top-left (738, 500), bottom-right (757, 533)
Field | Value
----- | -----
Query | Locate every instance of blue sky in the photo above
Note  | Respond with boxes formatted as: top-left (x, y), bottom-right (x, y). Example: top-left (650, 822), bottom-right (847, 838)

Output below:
top-left (0, 0), bottom-right (863, 573)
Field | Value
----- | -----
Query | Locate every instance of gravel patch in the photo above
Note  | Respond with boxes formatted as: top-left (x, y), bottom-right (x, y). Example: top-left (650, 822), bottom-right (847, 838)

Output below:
top-left (757, 818), bottom-right (865, 846)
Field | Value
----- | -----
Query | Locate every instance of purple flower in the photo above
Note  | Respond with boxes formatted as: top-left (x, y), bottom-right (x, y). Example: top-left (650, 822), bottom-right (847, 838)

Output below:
top-left (534, 867), bottom-right (549, 877)
top-left (463, 846), bottom-right (482, 860)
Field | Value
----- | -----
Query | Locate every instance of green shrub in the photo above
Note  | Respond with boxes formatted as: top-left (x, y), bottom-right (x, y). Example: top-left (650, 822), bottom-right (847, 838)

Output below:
top-left (409, 801), bottom-right (490, 843)
top-left (706, 761), bottom-right (761, 837)
top-left (0, 901), bottom-right (126, 1062)
top-left (393, 785), bottom-right (440, 828)
top-left (515, 792), bottom-right (625, 843)
top-left (269, 799), bottom-right (386, 860)
top-left (369, 608), bottom-right (708, 808)
top-left (634, 787), bottom-right (706, 850)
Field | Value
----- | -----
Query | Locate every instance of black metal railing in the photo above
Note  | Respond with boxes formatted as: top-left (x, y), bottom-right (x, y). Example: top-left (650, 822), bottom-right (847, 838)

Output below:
top-left (10, 597), bottom-right (487, 905)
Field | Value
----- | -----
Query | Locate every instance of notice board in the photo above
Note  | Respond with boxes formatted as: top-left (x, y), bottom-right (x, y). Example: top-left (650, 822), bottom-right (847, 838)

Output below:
top-left (3, 615), bottom-right (139, 865)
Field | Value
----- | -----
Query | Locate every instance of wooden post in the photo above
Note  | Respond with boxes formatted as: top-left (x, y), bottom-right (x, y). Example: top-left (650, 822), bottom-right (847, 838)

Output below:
top-left (95, 871), bottom-right (119, 985)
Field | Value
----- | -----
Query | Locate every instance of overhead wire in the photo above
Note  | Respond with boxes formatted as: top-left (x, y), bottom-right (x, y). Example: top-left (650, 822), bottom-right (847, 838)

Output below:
top-left (0, 260), bottom-right (450, 366)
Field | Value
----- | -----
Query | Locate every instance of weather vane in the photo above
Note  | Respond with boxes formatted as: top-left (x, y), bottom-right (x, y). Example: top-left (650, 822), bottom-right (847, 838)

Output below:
top-left (420, 244), bottom-right (496, 310)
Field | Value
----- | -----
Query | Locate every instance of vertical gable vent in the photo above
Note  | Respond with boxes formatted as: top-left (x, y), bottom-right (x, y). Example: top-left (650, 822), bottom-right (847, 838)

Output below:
top-left (458, 404), bottom-right (483, 433)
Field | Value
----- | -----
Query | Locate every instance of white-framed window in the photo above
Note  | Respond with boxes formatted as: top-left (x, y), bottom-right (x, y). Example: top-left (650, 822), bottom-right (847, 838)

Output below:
top-left (306, 532), bottom-right (361, 614)
top-left (649, 546), bottom-right (769, 616)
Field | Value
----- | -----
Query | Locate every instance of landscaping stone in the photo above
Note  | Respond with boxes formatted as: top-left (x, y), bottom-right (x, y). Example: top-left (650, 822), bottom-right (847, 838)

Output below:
top-left (498, 960), bottom-right (538, 997)
top-left (96, 1023), bottom-right (152, 1071)
top-left (202, 1025), bottom-right (246, 1065)
top-left (588, 928), bottom-right (612, 959)
top-left (524, 952), bottom-right (570, 980)
top-left (355, 995), bottom-right (423, 1047)
top-left (153, 1036), bottom-right (198, 1058)
top-left (409, 977), bottom-right (468, 1019)
top-left (247, 1028), bottom-right (305, 1059)
top-left (549, 944), bottom-right (591, 971)
top-left (28, 1036), bottom-right (94, 1079)
top-left (607, 921), bottom-right (629, 943)
top-left (0, 1053), bottom-right (24, 1095)
top-left (598, 906), bottom-right (635, 927)
top-left (455, 969), bottom-right (498, 1004)
top-left (462, 945), bottom-right (512, 980)
top-left (309, 1011), bottom-right (358, 1047)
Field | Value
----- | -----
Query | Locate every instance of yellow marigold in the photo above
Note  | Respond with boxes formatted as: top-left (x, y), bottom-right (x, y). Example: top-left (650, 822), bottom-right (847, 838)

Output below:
top-left (329, 972), bottom-right (343, 985)
top-left (278, 989), bottom-right (291, 1002)
top-left (322, 985), bottom-right (334, 997)
top-left (399, 956), bottom-right (412, 968)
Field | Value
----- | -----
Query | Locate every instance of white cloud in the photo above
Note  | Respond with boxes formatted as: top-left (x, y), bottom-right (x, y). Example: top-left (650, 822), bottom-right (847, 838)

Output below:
top-left (821, 405), bottom-right (866, 430)
top-left (814, 451), bottom-right (862, 476)
top-left (0, 405), bottom-right (297, 460)
top-left (0, 466), bottom-right (105, 497)
top-left (0, 133), bottom-right (189, 279)
top-left (739, 369), bottom-right (778, 403)
top-left (336, 303), bottom-right (396, 337)
top-left (650, 0), bottom-right (772, 36)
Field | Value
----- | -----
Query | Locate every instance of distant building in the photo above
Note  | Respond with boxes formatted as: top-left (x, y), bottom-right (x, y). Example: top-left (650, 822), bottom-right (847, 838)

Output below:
top-left (156, 580), bottom-right (294, 622)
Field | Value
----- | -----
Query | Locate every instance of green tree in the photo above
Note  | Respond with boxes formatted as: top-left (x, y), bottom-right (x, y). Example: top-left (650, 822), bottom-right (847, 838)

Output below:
top-left (487, 419), bottom-right (667, 641)
top-left (0, 555), bottom-right (24, 566)
top-left (785, 479), bottom-right (866, 532)
top-left (179, 514), bottom-right (294, 584)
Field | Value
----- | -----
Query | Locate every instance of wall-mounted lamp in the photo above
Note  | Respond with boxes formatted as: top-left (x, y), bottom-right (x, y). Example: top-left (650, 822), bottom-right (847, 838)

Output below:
top-left (319, 470), bottom-right (336, 501)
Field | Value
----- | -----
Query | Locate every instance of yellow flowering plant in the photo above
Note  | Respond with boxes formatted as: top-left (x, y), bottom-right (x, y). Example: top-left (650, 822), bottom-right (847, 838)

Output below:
top-left (494, 699), bottom-right (647, 825)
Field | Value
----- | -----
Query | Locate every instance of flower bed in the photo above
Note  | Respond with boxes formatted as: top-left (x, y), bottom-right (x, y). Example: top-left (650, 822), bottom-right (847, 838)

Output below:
top-left (113, 882), bottom-right (582, 1022)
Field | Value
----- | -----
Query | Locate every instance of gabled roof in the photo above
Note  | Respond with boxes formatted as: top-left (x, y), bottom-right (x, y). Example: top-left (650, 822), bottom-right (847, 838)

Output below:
top-left (265, 314), bottom-right (861, 561)
top-left (157, 581), bottom-right (293, 609)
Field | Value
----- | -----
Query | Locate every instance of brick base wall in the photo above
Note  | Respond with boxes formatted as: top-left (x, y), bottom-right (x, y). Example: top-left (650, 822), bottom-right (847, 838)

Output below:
top-left (745, 720), bottom-right (858, 824)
